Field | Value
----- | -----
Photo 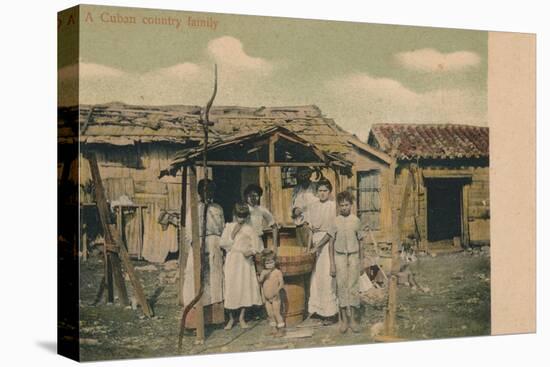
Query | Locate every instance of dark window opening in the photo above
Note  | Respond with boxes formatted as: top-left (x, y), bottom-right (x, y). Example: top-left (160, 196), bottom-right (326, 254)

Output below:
top-left (357, 170), bottom-right (381, 230)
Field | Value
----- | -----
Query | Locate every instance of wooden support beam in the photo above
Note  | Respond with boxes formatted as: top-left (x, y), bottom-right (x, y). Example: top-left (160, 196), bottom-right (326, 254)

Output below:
top-left (383, 167), bottom-right (414, 339)
top-left (86, 152), bottom-right (152, 317)
top-left (268, 134), bottom-right (278, 164)
top-left (106, 254), bottom-right (114, 303)
top-left (178, 168), bottom-right (189, 306)
top-left (189, 167), bottom-right (205, 343)
top-left (461, 184), bottom-right (471, 248)
top-left (137, 206), bottom-right (144, 260)
top-left (81, 222), bottom-right (88, 262)
top-left (203, 161), bottom-right (328, 167)
top-left (110, 223), bottom-right (152, 316)
top-left (392, 169), bottom-right (414, 273)
top-left (334, 169), bottom-right (341, 215)
top-left (384, 275), bottom-right (398, 336)
top-left (113, 204), bottom-right (130, 304)
top-left (110, 253), bottom-right (130, 306)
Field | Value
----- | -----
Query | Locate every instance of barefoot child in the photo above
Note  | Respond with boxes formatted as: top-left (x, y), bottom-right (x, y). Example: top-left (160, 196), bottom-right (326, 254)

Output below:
top-left (307, 178), bottom-right (338, 322)
top-left (329, 191), bottom-right (365, 333)
top-left (258, 250), bottom-right (285, 332)
top-left (220, 203), bottom-right (263, 329)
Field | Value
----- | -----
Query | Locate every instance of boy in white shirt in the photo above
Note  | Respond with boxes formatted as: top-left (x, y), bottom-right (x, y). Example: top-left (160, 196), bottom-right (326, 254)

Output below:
top-left (328, 190), bottom-right (365, 333)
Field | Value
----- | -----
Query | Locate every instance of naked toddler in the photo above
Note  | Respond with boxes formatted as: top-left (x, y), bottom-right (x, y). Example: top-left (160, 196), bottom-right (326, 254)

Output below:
top-left (258, 250), bottom-right (285, 332)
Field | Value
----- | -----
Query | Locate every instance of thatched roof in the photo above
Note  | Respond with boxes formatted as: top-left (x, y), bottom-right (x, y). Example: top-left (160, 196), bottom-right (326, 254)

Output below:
top-left (58, 103), bottom-right (354, 155)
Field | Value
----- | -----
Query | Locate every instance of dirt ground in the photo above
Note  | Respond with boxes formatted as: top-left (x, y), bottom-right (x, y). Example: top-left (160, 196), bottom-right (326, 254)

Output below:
top-left (78, 248), bottom-right (490, 361)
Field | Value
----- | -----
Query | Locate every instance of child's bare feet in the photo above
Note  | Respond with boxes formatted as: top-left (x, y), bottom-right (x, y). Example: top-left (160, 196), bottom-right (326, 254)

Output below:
top-left (339, 309), bottom-right (349, 333)
top-left (350, 318), bottom-right (361, 333)
top-left (224, 318), bottom-right (234, 330)
top-left (339, 320), bottom-right (348, 334)
top-left (349, 308), bottom-right (360, 333)
top-left (238, 308), bottom-right (248, 329)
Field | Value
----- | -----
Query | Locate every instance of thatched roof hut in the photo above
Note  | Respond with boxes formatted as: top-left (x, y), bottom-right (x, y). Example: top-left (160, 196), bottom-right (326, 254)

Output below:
top-left (59, 103), bottom-right (388, 262)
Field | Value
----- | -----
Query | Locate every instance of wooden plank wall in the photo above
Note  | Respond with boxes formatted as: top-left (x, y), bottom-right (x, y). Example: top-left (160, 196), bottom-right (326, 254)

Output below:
top-left (349, 148), bottom-right (393, 244)
top-left (468, 166), bottom-right (490, 244)
top-left (392, 164), bottom-right (490, 247)
top-left (80, 144), bottom-right (183, 263)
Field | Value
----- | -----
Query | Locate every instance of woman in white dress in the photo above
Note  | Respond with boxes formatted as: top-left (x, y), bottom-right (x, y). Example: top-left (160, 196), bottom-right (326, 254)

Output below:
top-left (182, 180), bottom-right (225, 307)
top-left (220, 203), bottom-right (263, 329)
top-left (307, 178), bottom-right (339, 321)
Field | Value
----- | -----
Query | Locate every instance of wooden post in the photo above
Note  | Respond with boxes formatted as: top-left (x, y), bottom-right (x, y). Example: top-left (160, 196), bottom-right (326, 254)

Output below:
top-left (262, 166), bottom-right (273, 215)
top-left (106, 254), bottom-right (114, 303)
top-left (379, 167), bottom-right (413, 341)
top-left (111, 223), bottom-right (152, 316)
top-left (461, 184), bottom-right (470, 248)
top-left (111, 203), bottom-right (131, 306)
top-left (392, 169), bottom-right (413, 273)
top-left (178, 167), bottom-right (189, 306)
top-left (334, 169), bottom-right (341, 215)
top-left (189, 166), bottom-right (205, 343)
top-left (137, 206), bottom-right (144, 260)
top-left (81, 220), bottom-right (88, 262)
top-left (86, 152), bottom-right (152, 317)
top-left (116, 205), bottom-right (124, 251)
top-left (384, 275), bottom-right (398, 336)
top-left (268, 134), bottom-right (278, 164)
top-left (111, 253), bottom-right (130, 306)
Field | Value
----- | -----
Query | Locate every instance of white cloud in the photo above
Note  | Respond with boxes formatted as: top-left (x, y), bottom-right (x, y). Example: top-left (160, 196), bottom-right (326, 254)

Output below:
top-left (58, 62), bottom-right (128, 106)
top-left (72, 36), bottom-right (282, 107)
top-left (323, 72), bottom-right (486, 139)
top-left (207, 36), bottom-right (273, 74)
top-left (395, 48), bottom-right (481, 72)
top-left (80, 62), bottom-right (126, 78)
top-left (151, 62), bottom-right (202, 79)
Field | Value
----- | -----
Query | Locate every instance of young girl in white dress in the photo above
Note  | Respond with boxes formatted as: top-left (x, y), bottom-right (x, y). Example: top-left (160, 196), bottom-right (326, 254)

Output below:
top-left (307, 178), bottom-right (339, 322)
top-left (220, 202), bottom-right (263, 329)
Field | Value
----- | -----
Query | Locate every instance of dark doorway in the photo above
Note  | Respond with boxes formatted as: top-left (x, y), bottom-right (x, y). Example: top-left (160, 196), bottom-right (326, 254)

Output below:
top-left (212, 166), bottom-right (260, 222)
top-left (426, 178), bottom-right (463, 242)
top-left (213, 166), bottom-right (242, 223)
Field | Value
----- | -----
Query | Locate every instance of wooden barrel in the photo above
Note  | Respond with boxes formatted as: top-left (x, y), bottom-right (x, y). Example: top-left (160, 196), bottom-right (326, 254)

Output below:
top-left (263, 225), bottom-right (314, 326)
top-left (277, 246), bottom-right (314, 325)
top-left (277, 249), bottom-right (315, 276)
top-left (281, 275), bottom-right (307, 326)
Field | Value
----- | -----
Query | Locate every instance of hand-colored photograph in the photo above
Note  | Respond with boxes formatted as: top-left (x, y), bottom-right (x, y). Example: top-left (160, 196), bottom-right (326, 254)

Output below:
top-left (58, 4), bottom-right (492, 361)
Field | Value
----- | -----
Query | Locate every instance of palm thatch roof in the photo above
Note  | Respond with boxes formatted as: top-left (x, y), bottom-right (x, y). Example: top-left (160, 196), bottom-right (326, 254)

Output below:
top-left (58, 103), bottom-right (391, 164)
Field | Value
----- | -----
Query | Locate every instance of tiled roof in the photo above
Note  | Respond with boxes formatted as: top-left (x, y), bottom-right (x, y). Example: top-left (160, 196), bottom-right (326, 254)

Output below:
top-left (368, 124), bottom-right (489, 160)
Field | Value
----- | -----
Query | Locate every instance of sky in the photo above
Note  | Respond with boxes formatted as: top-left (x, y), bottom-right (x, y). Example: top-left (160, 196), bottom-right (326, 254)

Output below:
top-left (59, 5), bottom-right (488, 139)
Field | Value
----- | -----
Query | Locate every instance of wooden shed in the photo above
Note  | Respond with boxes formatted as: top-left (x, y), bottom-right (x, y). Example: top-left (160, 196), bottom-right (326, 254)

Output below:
top-left (367, 123), bottom-right (490, 251)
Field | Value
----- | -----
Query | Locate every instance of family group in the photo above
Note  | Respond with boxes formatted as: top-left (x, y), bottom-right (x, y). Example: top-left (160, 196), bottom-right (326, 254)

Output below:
top-left (182, 167), bottom-right (368, 334)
